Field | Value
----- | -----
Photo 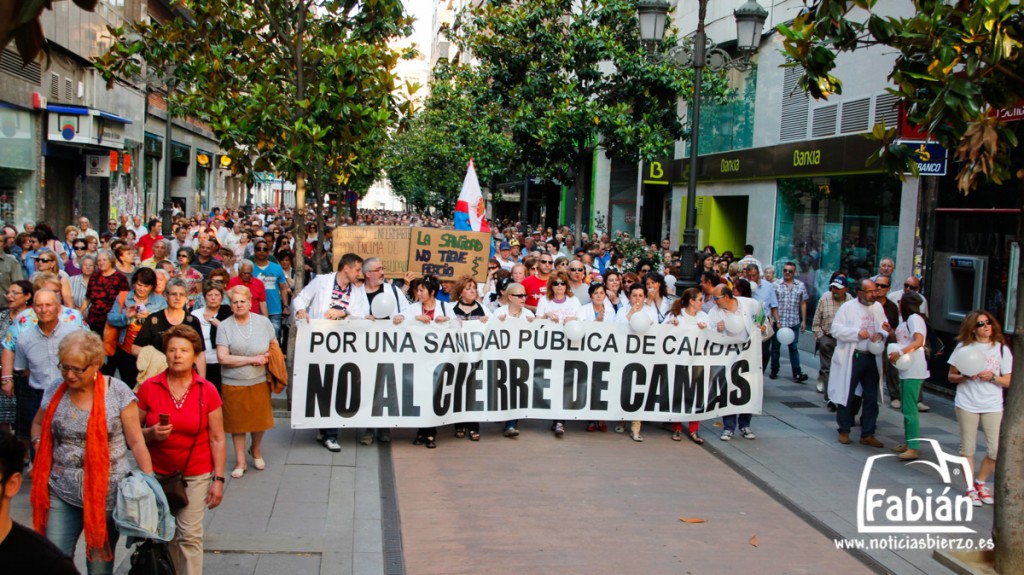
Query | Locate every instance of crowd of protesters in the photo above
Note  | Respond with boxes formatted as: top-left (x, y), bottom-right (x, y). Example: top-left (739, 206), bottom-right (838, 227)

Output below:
top-left (0, 206), bottom-right (1008, 574)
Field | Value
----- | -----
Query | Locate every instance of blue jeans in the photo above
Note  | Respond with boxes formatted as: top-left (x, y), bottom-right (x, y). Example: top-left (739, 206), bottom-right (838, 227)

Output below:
top-left (770, 325), bottom-right (804, 377)
top-left (722, 413), bottom-right (752, 432)
top-left (837, 352), bottom-right (880, 437)
top-left (46, 494), bottom-right (119, 575)
top-left (268, 313), bottom-right (283, 344)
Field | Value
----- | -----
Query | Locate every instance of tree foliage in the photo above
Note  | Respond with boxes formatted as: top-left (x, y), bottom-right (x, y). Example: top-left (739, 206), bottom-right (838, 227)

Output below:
top-left (95, 0), bottom-right (413, 293)
top-left (385, 62), bottom-right (515, 214)
top-left (449, 0), bottom-right (718, 238)
top-left (778, 0), bottom-right (1024, 192)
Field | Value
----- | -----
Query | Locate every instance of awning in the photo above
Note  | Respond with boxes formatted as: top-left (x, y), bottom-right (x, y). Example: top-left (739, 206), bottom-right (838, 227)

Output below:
top-left (97, 111), bottom-right (133, 124)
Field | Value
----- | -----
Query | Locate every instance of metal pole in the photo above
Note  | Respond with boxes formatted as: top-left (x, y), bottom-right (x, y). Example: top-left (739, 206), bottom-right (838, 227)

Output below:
top-left (161, 79), bottom-right (174, 232)
top-left (676, 1), bottom-right (706, 294)
top-left (521, 176), bottom-right (530, 234)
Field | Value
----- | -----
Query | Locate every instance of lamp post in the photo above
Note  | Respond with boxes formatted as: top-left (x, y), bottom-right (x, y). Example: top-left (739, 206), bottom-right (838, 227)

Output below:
top-left (161, 76), bottom-right (176, 232)
top-left (638, 0), bottom-right (767, 293)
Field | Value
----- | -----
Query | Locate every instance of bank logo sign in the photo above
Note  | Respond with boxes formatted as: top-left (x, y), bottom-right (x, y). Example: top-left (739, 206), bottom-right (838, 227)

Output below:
top-left (901, 141), bottom-right (948, 177)
top-left (856, 439), bottom-right (976, 534)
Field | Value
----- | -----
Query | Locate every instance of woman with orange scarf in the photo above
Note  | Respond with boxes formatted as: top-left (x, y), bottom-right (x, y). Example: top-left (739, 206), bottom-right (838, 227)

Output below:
top-left (29, 330), bottom-right (153, 574)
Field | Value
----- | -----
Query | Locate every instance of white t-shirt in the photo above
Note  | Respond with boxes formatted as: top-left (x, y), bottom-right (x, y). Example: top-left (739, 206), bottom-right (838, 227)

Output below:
top-left (894, 314), bottom-right (929, 380)
top-left (536, 297), bottom-right (583, 323)
top-left (950, 342), bottom-right (1012, 412)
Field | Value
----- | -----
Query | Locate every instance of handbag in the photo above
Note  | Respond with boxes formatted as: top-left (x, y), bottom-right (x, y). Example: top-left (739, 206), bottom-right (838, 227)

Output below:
top-left (128, 539), bottom-right (175, 575)
top-left (103, 291), bottom-right (129, 356)
top-left (157, 381), bottom-right (203, 511)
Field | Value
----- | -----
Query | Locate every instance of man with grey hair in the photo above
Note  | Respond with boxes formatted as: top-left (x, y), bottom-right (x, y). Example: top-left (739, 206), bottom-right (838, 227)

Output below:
top-left (878, 257), bottom-right (894, 279)
top-left (141, 239), bottom-right (171, 270)
top-left (76, 217), bottom-right (97, 240)
top-left (227, 260), bottom-right (268, 316)
top-left (8, 289), bottom-right (83, 463)
top-left (356, 256), bottom-right (410, 445)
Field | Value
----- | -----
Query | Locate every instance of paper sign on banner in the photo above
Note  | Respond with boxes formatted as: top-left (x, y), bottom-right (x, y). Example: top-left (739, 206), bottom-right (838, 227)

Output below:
top-left (290, 320), bottom-right (764, 429)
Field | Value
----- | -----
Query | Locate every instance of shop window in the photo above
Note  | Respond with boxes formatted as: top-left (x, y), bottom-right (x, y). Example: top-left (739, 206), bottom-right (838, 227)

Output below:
top-left (772, 174), bottom-right (902, 331)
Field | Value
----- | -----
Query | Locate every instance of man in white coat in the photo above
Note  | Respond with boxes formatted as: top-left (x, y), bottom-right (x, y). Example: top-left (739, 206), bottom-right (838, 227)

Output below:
top-left (355, 256), bottom-right (410, 445)
top-left (293, 252), bottom-right (370, 453)
top-left (828, 278), bottom-right (891, 447)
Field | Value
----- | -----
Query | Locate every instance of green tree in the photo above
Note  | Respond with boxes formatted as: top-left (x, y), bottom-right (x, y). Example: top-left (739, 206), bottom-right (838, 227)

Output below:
top-left (385, 61), bottom-right (515, 215)
top-left (95, 0), bottom-right (413, 296)
top-left (449, 0), bottom-right (714, 240)
top-left (779, 2), bottom-right (1024, 571)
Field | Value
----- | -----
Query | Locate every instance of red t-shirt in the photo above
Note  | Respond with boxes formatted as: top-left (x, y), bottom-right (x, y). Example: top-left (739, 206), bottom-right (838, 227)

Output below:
top-left (522, 275), bottom-right (549, 308)
top-left (227, 276), bottom-right (268, 314)
top-left (135, 232), bottom-right (164, 261)
top-left (137, 372), bottom-right (223, 477)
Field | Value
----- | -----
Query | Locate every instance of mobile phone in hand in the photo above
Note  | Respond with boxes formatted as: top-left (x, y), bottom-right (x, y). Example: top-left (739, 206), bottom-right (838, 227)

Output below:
top-left (159, 414), bottom-right (170, 425)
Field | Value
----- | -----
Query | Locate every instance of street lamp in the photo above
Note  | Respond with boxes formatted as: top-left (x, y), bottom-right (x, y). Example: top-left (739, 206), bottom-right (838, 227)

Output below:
top-left (638, 0), bottom-right (767, 292)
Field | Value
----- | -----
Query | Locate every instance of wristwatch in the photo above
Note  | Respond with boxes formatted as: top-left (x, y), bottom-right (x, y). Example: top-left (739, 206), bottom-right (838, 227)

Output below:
top-left (213, 476), bottom-right (225, 483)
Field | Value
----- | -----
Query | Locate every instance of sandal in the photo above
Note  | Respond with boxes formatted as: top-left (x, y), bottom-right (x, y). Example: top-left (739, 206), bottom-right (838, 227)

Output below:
top-left (425, 436), bottom-right (437, 449)
top-left (672, 431), bottom-right (682, 441)
top-left (454, 429), bottom-right (466, 439)
top-left (688, 432), bottom-right (705, 445)
top-left (249, 447), bottom-right (266, 470)
top-left (469, 431), bottom-right (481, 441)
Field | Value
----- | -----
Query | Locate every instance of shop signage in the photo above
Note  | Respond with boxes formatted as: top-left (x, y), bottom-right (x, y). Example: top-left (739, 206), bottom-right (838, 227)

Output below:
top-left (171, 141), bottom-right (191, 164)
top-left (901, 141), bottom-right (947, 176)
top-left (85, 154), bottom-right (111, 177)
top-left (144, 132), bottom-right (163, 158)
top-left (657, 134), bottom-right (882, 185)
top-left (97, 119), bottom-right (124, 149)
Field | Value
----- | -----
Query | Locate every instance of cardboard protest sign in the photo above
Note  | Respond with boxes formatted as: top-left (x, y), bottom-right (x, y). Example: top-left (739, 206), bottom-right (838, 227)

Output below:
top-left (407, 228), bottom-right (491, 282)
top-left (331, 226), bottom-right (411, 278)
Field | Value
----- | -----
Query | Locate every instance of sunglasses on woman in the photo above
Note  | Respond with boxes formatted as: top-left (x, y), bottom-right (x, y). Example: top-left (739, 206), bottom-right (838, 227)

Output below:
top-left (976, 319), bottom-right (992, 328)
top-left (552, 280), bottom-right (567, 286)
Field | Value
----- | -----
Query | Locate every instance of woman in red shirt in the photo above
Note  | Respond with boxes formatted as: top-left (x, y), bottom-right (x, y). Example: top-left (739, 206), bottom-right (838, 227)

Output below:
top-left (137, 324), bottom-right (226, 575)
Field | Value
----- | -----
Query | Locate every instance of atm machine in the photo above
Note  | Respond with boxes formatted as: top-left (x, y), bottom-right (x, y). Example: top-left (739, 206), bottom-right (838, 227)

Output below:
top-left (929, 252), bottom-right (988, 336)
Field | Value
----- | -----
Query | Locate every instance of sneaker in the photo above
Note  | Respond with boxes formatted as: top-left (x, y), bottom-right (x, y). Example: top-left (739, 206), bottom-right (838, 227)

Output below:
top-left (794, 373), bottom-right (808, 383)
top-left (740, 427), bottom-right (756, 440)
top-left (720, 429), bottom-right (734, 441)
top-left (553, 423), bottom-right (565, 436)
top-left (891, 399), bottom-right (901, 409)
top-left (360, 432), bottom-right (374, 446)
top-left (976, 482), bottom-right (994, 505)
top-left (503, 427), bottom-right (520, 438)
top-left (917, 402), bottom-right (930, 412)
top-left (614, 424), bottom-right (625, 433)
top-left (315, 433), bottom-right (326, 444)
top-left (324, 439), bottom-right (342, 452)
top-left (768, 373), bottom-right (778, 380)
top-left (967, 489), bottom-right (983, 507)
top-left (815, 381), bottom-right (824, 393)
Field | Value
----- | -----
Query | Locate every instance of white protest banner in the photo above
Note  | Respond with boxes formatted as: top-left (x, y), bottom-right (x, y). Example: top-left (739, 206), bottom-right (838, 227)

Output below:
top-left (290, 319), bottom-right (763, 429)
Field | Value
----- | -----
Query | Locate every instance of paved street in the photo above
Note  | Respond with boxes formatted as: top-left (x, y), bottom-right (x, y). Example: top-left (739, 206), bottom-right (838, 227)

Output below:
top-left (10, 350), bottom-right (989, 574)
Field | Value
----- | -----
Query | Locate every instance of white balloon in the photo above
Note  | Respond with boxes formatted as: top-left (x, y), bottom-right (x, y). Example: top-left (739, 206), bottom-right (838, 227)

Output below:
top-left (855, 339), bottom-right (870, 352)
top-left (776, 327), bottom-right (795, 346)
top-left (887, 343), bottom-right (902, 356)
top-left (724, 314), bottom-right (745, 334)
top-left (564, 320), bottom-right (585, 343)
top-left (629, 312), bottom-right (652, 333)
top-left (895, 354), bottom-right (914, 371)
top-left (371, 295), bottom-right (396, 319)
top-left (956, 346), bottom-right (986, 377)
top-left (867, 339), bottom-right (886, 355)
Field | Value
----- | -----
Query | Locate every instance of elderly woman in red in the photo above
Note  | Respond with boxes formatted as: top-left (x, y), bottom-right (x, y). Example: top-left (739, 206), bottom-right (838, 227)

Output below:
top-left (137, 324), bottom-right (226, 575)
